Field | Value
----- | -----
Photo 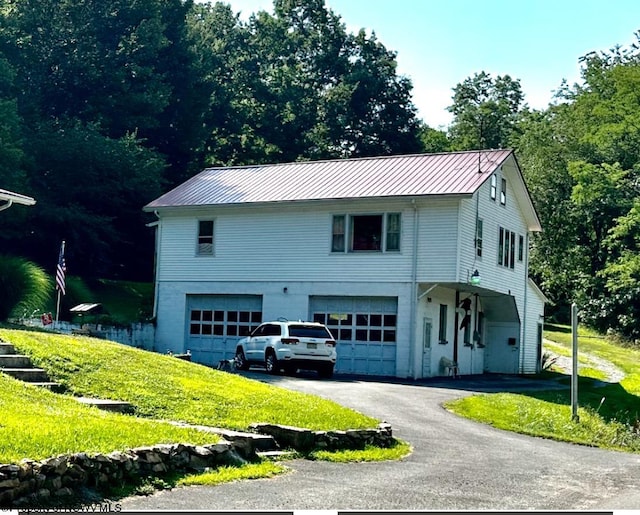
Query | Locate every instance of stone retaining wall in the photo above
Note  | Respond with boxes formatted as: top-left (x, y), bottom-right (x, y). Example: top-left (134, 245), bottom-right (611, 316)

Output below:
top-left (0, 441), bottom-right (244, 508)
top-left (250, 422), bottom-right (393, 452)
top-left (0, 423), bottom-right (394, 507)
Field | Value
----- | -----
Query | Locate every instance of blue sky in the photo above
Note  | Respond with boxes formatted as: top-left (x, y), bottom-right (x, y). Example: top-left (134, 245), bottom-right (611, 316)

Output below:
top-left (208, 0), bottom-right (640, 128)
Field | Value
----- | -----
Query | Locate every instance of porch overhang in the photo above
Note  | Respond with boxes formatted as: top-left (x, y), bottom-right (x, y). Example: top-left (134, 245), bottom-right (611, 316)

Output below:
top-left (418, 282), bottom-right (520, 324)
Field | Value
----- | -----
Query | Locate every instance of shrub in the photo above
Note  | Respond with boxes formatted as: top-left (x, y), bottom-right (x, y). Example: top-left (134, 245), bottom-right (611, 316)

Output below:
top-left (0, 254), bottom-right (52, 321)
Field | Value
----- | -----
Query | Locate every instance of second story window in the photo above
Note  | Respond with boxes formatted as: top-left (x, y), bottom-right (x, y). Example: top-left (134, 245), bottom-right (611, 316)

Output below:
top-left (475, 218), bottom-right (483, 257)
top-left (386, 213), bottom-right (401, 251)
top-left (331, 213), bottom-right (401, 253)
top-left (197, 220), bottom-right (214, 256)
top-left (490, 174), bottom-right (497, 201)
top-left (500, 178), bottom-right (507, 206)
top-left (332, 215), bottom-right (346, 252)
top-left (352, 215), bottom-right (383, 251)
top-left (498, 227), bottom-right (515, 269)
top-left (518, 234), bottom-right (524, 262)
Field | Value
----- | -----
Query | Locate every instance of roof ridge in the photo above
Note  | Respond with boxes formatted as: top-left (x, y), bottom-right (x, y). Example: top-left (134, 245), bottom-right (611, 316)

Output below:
top-left (203, 148), bottom-right (513, 171)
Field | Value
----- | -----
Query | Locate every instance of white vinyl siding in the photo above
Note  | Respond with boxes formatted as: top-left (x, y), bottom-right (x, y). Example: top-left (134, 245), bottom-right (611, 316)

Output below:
top-left (417, 199), bottom-right (459, 282)
top-left (157, 200), bottom-right (414, 284)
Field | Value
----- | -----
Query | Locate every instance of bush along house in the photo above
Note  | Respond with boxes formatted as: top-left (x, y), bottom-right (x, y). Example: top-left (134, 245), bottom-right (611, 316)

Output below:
top-left (144, 149), bottom-right (545, 378)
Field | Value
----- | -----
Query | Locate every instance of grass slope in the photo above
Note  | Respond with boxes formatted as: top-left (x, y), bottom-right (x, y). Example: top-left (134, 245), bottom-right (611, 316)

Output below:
top-left (0, 329), bottom-right (379, 431)
top-left (0, 373), bottom-right (218, 463)
top-left (446, 325), bottom-right (640, 453)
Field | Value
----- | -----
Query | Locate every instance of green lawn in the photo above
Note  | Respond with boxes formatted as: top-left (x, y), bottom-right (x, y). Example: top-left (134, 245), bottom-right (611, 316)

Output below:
top-left (0, 329), bottom-right (379, 432)
top-left (446, 324), bottom-right (640, 453)
top-left (0, 373), bottom-right (218, 463)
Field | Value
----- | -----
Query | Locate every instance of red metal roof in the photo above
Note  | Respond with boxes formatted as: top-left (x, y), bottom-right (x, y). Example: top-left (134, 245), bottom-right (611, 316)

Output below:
top-left (146, 149), bottom-right (514, 209)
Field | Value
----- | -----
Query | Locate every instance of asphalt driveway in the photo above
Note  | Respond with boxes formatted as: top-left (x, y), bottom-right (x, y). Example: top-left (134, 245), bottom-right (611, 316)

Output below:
top-left (120, 372), bottom-right (640, 511)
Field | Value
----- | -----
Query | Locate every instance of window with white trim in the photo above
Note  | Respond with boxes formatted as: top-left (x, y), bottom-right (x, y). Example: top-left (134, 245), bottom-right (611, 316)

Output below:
top-left (490, 174), bottom-right (497, 201)
top-left (331, 213), bottom-right (401, 253)
top-left (518, 234), bottom-right (524, 262)
top-left (500, 178), bottom-right (507, 206)
top-left (498, 227), bottom-right (516, 269)
top-left (475, 218), bottom-right (483, 257)
top-left (197, 220), bottom-right (214, 255)
top-left (332, 215), bottom-right (346, 252)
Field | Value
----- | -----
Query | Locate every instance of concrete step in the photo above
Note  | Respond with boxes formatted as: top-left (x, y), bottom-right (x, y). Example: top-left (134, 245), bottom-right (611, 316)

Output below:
top-left (0, 355), bottom-right (32, 368)
top-left (74, 397), bottom-right (134, 414)
top-left (0, 343), bottom-right (16, 355)
top-left (1, 368), bottom-right (50, 382)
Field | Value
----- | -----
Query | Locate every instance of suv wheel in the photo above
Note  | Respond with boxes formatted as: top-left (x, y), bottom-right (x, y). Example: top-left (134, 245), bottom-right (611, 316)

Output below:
top-left (265, 351), bottom-right (279, 375)
top-left (318, 363), bottom-right (334, 379)
top-left (235, 348), bottom-right (249, 370)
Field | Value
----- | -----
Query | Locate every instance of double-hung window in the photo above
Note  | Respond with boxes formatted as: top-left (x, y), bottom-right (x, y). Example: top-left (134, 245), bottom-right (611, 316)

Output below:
top-left (498, 227), bottom-right (516, 269)
top-left (490, 174), bottom-right (497, 201)
top-left (500, 178), bottom-right (507, 206)
top-left (197, 220), bottom-right (214, 256)
top-left (475, 218), bottom-right (483, 257)
top-left (331, 213), bottom-right (401, 253)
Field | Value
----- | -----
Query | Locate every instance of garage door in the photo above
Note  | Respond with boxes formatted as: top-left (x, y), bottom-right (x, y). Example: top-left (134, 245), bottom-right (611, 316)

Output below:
top-left (186, 294), bottom-right (262, 366)
top-left (310, 296), bottom-right (397, 376)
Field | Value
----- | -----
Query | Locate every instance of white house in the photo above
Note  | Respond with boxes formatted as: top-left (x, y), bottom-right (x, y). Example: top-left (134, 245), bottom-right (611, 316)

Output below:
top-left (145, 149), bottom-right (545, 378)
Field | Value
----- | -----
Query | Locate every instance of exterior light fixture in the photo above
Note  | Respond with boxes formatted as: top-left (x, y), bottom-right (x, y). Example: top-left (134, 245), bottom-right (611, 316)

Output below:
top-left (470, 269), bottom-right (481, 286)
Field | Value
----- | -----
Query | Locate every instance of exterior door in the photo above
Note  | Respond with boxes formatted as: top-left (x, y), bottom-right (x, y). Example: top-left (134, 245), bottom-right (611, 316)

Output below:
top-left (422, 318), bottom-right (432, 377)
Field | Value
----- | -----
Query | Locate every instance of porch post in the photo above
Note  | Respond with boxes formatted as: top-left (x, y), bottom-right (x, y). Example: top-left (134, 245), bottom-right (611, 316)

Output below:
top-left (453, 290), bottom-right (459, 363)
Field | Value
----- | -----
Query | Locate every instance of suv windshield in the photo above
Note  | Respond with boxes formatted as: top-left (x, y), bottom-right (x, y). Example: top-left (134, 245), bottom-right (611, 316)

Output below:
top-left (288, 325), bottom-right (332, 339)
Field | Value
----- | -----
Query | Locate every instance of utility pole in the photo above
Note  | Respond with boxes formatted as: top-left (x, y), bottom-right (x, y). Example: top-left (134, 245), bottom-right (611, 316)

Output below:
top-left (571, 303), bottom-right (579, 422)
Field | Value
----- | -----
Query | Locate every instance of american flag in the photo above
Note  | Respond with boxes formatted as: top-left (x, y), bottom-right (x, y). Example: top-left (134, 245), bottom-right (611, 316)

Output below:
top-left (56, 241), bottom-right (66, 296)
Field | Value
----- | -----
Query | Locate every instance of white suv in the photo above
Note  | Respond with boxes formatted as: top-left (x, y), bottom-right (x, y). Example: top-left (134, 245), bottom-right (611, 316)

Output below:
top-left (234, 320), bottom-right (337, 378)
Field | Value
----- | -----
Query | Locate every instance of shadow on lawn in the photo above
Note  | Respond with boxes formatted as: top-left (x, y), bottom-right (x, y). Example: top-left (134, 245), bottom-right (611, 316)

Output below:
top-left (521, 374), bottom-right (640, 426)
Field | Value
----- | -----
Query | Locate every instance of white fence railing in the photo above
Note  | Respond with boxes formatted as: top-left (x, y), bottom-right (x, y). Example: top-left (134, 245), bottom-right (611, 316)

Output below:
top-left (14, 318), bottom-right (156, 351)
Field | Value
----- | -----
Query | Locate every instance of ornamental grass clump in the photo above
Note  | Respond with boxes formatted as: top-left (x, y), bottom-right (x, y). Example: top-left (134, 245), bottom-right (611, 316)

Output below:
top-left (0, 255), bottom-right (52, 321)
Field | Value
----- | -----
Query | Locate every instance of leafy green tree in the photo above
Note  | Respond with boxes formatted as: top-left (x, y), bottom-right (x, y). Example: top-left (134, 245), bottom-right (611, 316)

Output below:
top-left (17, 121), bottom-right (165, 280)
top-left (191, 0), bottom-right (422, 166)
top-left (419, 124), bottom-right (450, 153)
top-left (516, 32), bottom-right (640, 336)
top-left (0, 0), bottom-right (199, 182)
top-left (448, 71), bottom-right (525, 150)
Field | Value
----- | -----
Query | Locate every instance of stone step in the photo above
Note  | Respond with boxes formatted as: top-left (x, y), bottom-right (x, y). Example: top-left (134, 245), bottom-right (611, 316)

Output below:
top-left (0, 354), bottom-right (32, 368)
top-left (256, 450), bottom-right (297, 460)
top-left (74, 397), bottom-right (135, 414)
top-left (1, 368), bottom-right (50, 382)
top-left (213, 427), bottom-right (279, 452)
top-left (0, 342), bottom-right (16, 355)
top-left (29, 382), bottom-right (65, 392)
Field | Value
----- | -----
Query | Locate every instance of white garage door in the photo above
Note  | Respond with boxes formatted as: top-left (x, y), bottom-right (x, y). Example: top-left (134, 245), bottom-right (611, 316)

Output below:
top-left (186, 294), bottom-right (262, 366)
top-left (310, 296), bottom-right (397, 376)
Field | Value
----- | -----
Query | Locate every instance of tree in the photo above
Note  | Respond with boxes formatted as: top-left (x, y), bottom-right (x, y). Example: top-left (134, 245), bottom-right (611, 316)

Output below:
top-left (419, 124), bottom-right (450, 153)
top-left (16, 121), bottom-right (165, 280)
top-left (448, 71), bottom-right (525, 150)
top-left (516, 32), bottom-right (640, 336)
top-left (191, 0), bottom-right (422, 166)
top-left (0, 0), bottom-right (200, 183)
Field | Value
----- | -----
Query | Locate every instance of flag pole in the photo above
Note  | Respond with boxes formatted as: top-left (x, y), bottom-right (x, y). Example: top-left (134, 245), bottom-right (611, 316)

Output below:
top-left (55, 288), bottom-right (62, 327)
top-left (55, 240), bottom-right (66, 329)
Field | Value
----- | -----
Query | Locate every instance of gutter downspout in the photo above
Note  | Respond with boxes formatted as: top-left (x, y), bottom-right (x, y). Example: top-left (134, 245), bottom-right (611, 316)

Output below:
top-left (520, 231), bottom-right (530, 374)
top-left (409, 199), bottom-right (419, 379)
top-left (148, 211), bottom-right (162, 322)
